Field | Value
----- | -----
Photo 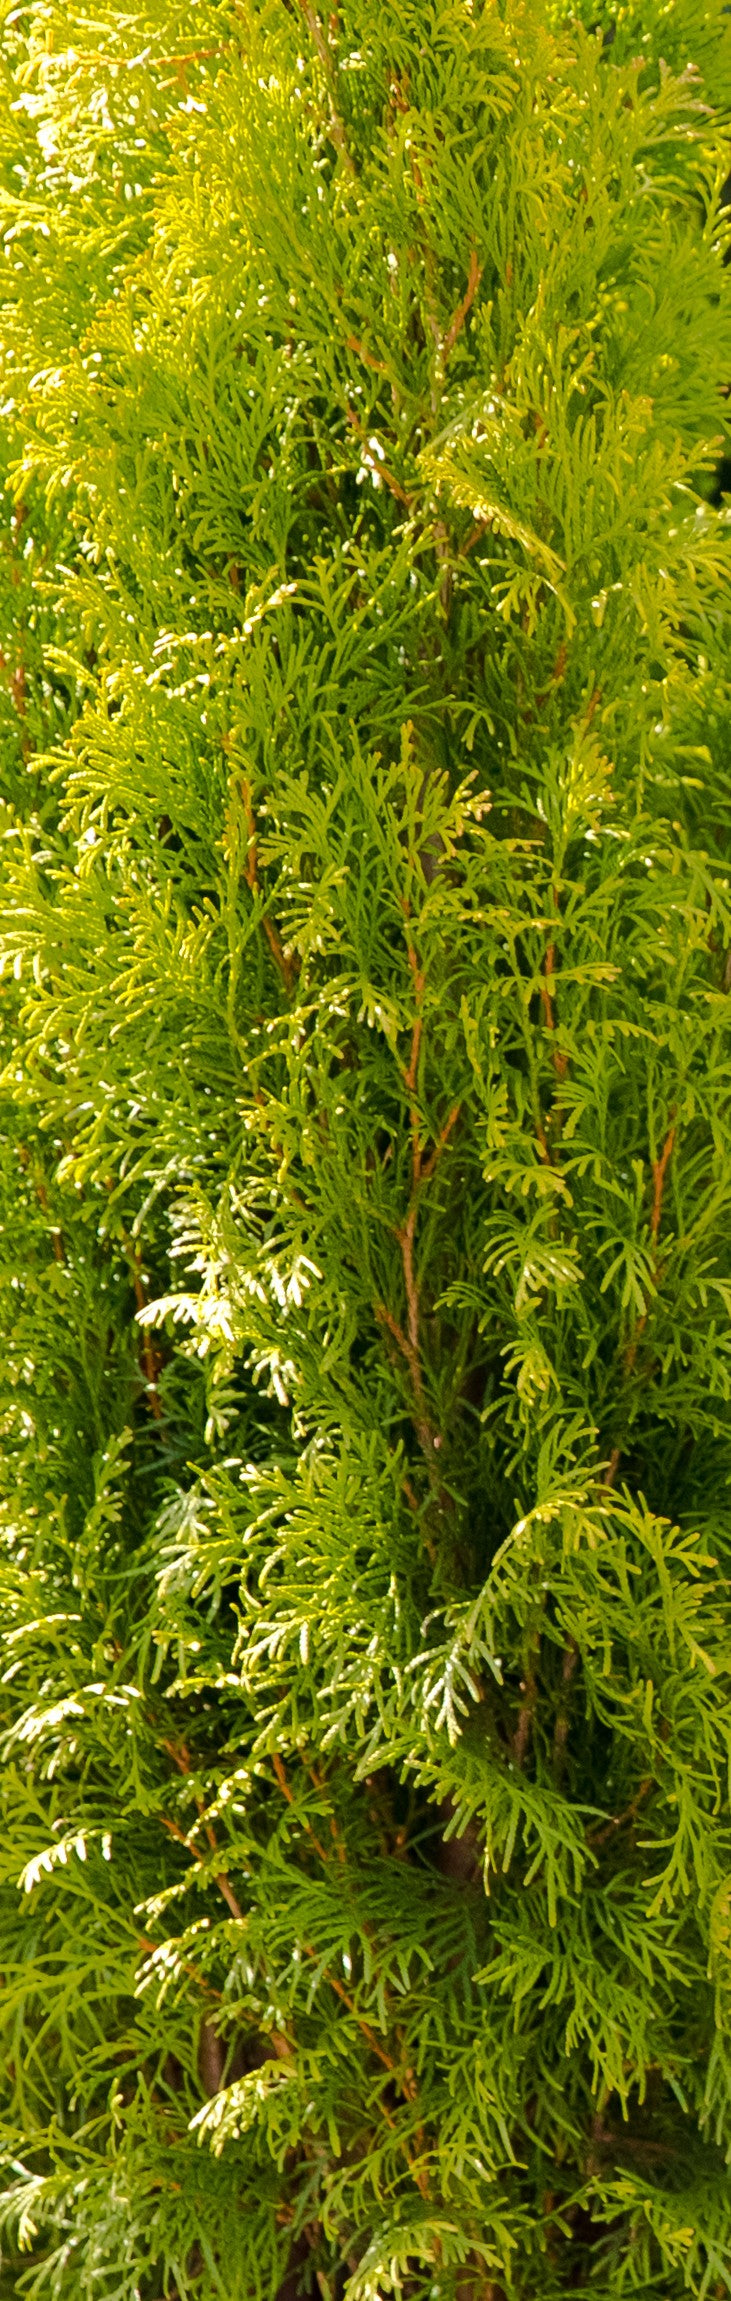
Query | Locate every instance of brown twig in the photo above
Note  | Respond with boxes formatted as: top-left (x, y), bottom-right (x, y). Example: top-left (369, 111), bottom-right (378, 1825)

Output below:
top-left (651, 1120), bottom-right (676, 1246)
top-left (373, 947), bottom-right (460, 1488)
top-left (123, 1240), bottom-right (163, 1417)
top-left (273, 1758), bottom-right (429, 2186)
top-left (20, 1153), bottom-right (66, 1263)
top-left (346, 407), bottom-right (413, 507)
top-left (346, 334), bottom-right (388, 374)
top-left (159, 1814), bottom-right (246, 1926)
top-left (301, 1945), bottom-right (429, 2193)
top-left (587, 1776), bottom-right (652, 1849)
top-left (540, 944), bottom-right (556, 1035)
top-left (307, 1950), bottom-right (398, 2075)
top-left (623, 1117), bottom-right (676, 1376)
top-left (540, 943), bottom-right (568, 1081)
top-left (307, 1761), bottom-right (347, 1865)
top-left (403, 960), bottom-right (425, 1096)
top-left (297, 2), bottom-right (356, 176)
top-left (552, 1639), bottom-right (578, 1773)
top-left (65, 46), bottom-right (223, 72)
top-left (241, 779), bottom-right (298, 993)
top-left (135, 1932), bottom-right (222, 2005)
top-left (535, 1118), bottom-right (553, 1166)
top-left (441, 246), bottom-right (482, 363)
top-left (272, 1751), bottom-right (331, 1867)
top-left (158, 1739), bottom-right (254, 1933)
top-left (374, 1300), bottom-right (430, 1440)
top-left (276, 1758), bottom-right (424, 2103)
top-left (420, 1102), bottom-right (461, 1181)
top-left (512, 1680), bottom-right (536, 1770)
top-left (458, 515), bottom-right (490, 558)
top-left (535, 640), bottom-right (568, 708)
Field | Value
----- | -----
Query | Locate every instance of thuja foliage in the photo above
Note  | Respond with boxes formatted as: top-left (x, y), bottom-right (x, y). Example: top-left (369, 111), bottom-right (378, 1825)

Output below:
top-left (0, 1), bottom-right (730, 2294)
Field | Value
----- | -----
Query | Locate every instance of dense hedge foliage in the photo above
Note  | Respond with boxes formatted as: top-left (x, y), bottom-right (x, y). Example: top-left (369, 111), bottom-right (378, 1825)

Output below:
top-left (0, 3), bottom-right (730, 2295)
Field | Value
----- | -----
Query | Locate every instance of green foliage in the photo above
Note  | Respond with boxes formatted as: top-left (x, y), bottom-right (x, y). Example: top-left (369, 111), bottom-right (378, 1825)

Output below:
top-left (0, 0), bottom-right (730, 2294)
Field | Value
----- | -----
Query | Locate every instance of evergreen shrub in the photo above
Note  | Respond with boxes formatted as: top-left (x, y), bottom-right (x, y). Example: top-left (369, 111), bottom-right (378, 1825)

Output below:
top-left (0, 3), bottom-right (730, 2295)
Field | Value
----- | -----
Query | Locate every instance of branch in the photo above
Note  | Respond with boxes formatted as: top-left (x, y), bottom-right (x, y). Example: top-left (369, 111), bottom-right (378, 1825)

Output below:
top-left (540, 942), bottom-right (568, 1080)
top-left (512, 1680), bottom-right (536, 1770)
top-left (124, 1239), bottom-right (163, 1418)
top-left (512, 1629), bottom-right (542, 1768)
top-left (375, 1294), bottom-right (437, 1467)
top-left (441, 246), bottom-right (482, 363)
top-left (272, 1758), bottom-right (428, 2184)
top-left (158, 1739), bottom-right (254, 1935)
top-left (587, 1777), bottom-right (652, 1849)
top-left (19, 1150), bottom-right (65, 1264)
top-left (159, 1813), bottom-right (245, 1926)
top-left (623, 1116), bottom-right (677, 1376)
top-left (272, 1751), bottom-right (331, 1867)
top-left (346, 333), bottom-right (388, 375)
top-left (135, 1931), bottom-right (222, 2004)
top-left (241, 778), bottom-right (298, 993)
top-left (346, 408), bottom-right (413, 507)
top-left (535, 639), bottom-right (568, 709)
top-left (651, 1119), bottom-right (676, 1246)
top-left (458, 516), bottom-right (490, 558)
top-left (297, 2), bottom-right (357, 176)
top-left (420, 1101), bottom-right (460, 1181)
top-left (552, 1638), bottom-right (578, 1774)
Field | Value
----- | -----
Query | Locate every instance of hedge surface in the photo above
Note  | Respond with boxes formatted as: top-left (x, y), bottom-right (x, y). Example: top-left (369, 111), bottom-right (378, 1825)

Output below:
top-left (0, 3), bottom-right (730, 2296)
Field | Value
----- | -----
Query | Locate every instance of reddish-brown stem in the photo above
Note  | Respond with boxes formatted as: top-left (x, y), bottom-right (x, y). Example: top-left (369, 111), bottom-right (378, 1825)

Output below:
top-left (157, 1739), bottom-right (250, 1930)
top-left (541, 943), bottom-right (568, 1080)
top-left (623, 1117), bottom-right (677, 1375)
top-left (587, 1777), bottom-right (652, 1849)
top-left (512, 1690), bottom-right (535, 1770)
top-left (136, 1933), bottom-right (222, 2004)
top-left (297, 1), bottom-right (356, 174)
top-left (272, 1763), bottom-right (430, 2184)
top-left (241, 779), bottom-right (298, 993)
top-left (552, 1639), bottom-right (578, 1771)
top-left (159, 1814), bottom-right (245, 1926)
top-left (536, 1125), bottom-right (551, 1166)
top-left (535, 640), bottom-right (568, 709)
top-left (540, 945), bottom-right (556, 1034)
top-left (459, 516), bottom-right (489, 558)
top-left (404, 1009), bottom-right (424, 1098)
top-left (272, 1751), bottom-right (331, 1866)
top-left (124, 1242), bottom-right (163, 1417)
top-left (442, 246), bottom-right (482, 362)
top-left (346, 333), bottom-right (387, 374)
top-left (346, 407), bottom-right (412, 506)
top-left (420, 1101), bottom-right (460, 1180)
top-left (375, 1300), bottom-right (429, 1432)
top-left (68, 46), bottom-right (224, 71)
top-left (651, 1121), bottom-right (676, 1246)
top-left (374, 948), bottom-right (459, 1480)
top-left (303, 1949), bottom-right (430, 2195)
top-left (23, 1159), bottom-right (65, 1263)
top-left (305, 1949), bottom-right (397, 2075)
top-left (306, 1762), bottom-right (347, 1865)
